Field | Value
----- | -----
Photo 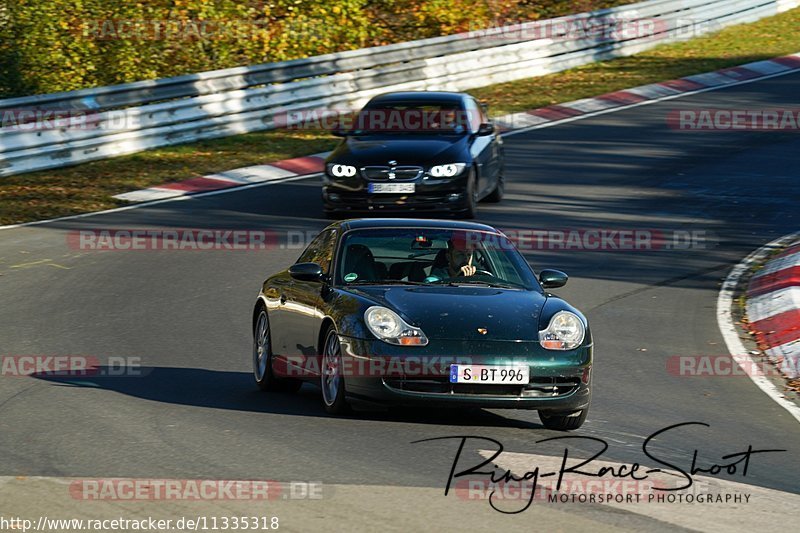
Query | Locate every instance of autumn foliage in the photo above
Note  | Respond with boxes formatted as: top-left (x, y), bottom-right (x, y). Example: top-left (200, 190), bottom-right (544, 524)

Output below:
top-left (0, 0), bottom-right (636, 97)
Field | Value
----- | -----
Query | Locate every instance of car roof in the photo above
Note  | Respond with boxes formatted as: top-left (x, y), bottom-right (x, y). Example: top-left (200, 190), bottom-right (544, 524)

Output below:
top-left (366, 91), bottom-right (468, 105)
top-left (334, 218), bottom-right (498, 233)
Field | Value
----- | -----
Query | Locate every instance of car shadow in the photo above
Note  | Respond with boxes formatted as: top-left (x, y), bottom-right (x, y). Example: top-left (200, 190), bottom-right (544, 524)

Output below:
top-left (30, 366), bottom-right (546, 429)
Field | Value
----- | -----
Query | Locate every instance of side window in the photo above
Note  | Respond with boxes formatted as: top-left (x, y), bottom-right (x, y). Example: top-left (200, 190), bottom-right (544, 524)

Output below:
top-left (477, 100), bottom-right (489, 124)
top-left (297, 229), bottom-right (337, 273)
top-left (464, 98), bottom-right (482, 133)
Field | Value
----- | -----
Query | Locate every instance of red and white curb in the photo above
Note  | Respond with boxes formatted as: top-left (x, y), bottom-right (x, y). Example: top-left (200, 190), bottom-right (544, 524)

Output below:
top-left (746, 241), bottom-right (800, 380)
top-left (113, 153), bottom-right (330, 202)
top-left (495, 53), bottom-right (800, 135)
top-left (717, 233), bottom-right (800, 423)
top-left (113, 53), bottom-right (800, 203)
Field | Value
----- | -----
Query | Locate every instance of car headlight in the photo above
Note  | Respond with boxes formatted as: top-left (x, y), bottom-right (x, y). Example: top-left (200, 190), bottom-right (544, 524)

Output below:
top-left (429, 163), bottom-right (466, 178)
top-left (327, 164), bottom-right (357, 177)
top-left (539, 311), bottom-right (585, 350)
top-left (365, 306), bottom-right (428, 346)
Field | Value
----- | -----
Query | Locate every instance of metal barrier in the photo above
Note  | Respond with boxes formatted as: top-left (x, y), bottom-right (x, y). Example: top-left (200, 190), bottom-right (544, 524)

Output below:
top-left (0, 0), bottom-right (797, 177)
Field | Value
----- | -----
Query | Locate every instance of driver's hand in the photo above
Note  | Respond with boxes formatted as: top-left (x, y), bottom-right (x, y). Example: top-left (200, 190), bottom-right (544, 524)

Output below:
top-left (459, 264), bottom-right (477, 277)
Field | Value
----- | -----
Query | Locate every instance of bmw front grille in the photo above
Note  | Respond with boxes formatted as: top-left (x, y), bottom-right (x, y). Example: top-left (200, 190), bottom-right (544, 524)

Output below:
top-left (362, 166), bottom-right (423, 181)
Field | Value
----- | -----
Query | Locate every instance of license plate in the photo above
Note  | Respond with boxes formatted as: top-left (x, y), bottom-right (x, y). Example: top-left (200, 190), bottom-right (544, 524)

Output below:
top-left (368, 183), bottom-right (415, 194)
top-left (449, 365), bottom-right (529, 384)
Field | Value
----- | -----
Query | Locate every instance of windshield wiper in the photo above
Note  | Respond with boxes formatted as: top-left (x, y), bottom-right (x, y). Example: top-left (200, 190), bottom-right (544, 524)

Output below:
top-left (444, 280), bottom-right (522, 289)
top-left (347, 279), bottom-right (429, 286)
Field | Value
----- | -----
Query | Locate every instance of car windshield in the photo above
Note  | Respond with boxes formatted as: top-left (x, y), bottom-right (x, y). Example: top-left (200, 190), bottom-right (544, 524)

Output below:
top-left (336, 228), bottom-right (540, 290)
top-left (348, 101), bottom-right (468, 135)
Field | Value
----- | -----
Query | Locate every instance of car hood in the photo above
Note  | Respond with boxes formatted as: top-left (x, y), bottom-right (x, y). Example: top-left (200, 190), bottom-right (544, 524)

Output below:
top-left (330, 135), bottom-right (468, 166)
top-left (349, 285), bottom-right (545, 341)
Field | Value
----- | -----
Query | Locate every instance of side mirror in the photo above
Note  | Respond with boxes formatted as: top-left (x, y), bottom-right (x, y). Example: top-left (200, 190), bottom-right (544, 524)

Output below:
top-left (539, 269), bottom-right (568, 289)
top-left (329, 119), bottom-right (351, 137)
top-left (476, 123), bottom-right (495, 136)
top-left (289, 262), bottom-right (324, 282)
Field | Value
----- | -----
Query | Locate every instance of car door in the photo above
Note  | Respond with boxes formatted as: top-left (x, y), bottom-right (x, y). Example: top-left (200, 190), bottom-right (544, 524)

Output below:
top-left (465, 97), bottom-right (493, 196)
top-left (479, 100), bottom-right (503, 186)
top-left (276, 228), bottom-right (337, 363)
top-left (264, 271), bottom-right (293, 357)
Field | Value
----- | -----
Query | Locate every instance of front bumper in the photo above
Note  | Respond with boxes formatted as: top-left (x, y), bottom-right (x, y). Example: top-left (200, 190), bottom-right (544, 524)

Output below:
top-left (337, 337), bottom-right (592, 411)
top-left (322, 172), bottom-right (470, 214)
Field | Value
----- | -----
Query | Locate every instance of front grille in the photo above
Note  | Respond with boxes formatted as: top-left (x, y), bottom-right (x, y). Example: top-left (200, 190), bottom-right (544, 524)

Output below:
top-left (383, 376), bottom-right (581, 397)
top-left (362, 166), bottom-right (423, 181)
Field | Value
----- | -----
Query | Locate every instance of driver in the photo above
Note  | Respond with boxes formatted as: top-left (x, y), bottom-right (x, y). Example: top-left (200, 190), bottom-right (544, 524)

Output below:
top-left (440, 108), bottom-right (465, 133)
top-left (430, 237), bottom-right (478, 279)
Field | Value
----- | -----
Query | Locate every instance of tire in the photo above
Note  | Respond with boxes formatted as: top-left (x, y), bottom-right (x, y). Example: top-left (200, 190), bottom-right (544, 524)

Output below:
top-left (320, 325), bottom-right (350, 414)
top-left (484, 174), bottom-right (504, 203)
top-left (457, 169), bottom-right (478, 219)
top-left (539, 408), bottom-right (588, 431)
top-left (253, 308), bottom-right (302, 393)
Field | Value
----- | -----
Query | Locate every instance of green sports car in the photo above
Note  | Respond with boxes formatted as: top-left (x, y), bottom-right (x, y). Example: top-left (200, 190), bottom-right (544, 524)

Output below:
top-left (252, 218), bottom-right (592, 430)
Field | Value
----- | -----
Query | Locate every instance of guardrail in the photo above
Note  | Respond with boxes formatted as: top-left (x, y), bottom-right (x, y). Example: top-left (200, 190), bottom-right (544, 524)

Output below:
top-left (0, 0), bottom-right (798, 177)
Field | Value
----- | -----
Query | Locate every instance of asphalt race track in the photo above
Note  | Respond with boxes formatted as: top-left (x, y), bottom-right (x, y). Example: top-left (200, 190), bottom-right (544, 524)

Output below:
top-left (1, 72), bottom-right (799, 531)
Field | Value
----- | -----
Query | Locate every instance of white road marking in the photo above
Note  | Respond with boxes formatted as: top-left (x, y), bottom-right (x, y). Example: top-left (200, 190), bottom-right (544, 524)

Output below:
top-left (682, 71), bottom-right (739, 87)
top-left (113, 188), bottom-right (190, 202)
top-left (744, 59), bottom-right (791, 75)
top-left (558, 97), bottom-right (618, 114)
top-left (208, 164), bottom-right (298, 184)
top-left (625, 84), bottom-right (683, 99)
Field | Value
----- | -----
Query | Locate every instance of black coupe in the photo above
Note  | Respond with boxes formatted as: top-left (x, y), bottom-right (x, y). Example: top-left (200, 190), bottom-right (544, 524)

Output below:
top-left (322, 91), bottom-right (505, 219)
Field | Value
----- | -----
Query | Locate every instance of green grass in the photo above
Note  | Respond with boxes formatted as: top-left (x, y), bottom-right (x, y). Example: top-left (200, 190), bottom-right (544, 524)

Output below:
top-left (0, 129), bottom-right (339, 224)
top-left (470, 7), bottom-right (800, 114)
top-left (1, 7), bottom-right (799, 225)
